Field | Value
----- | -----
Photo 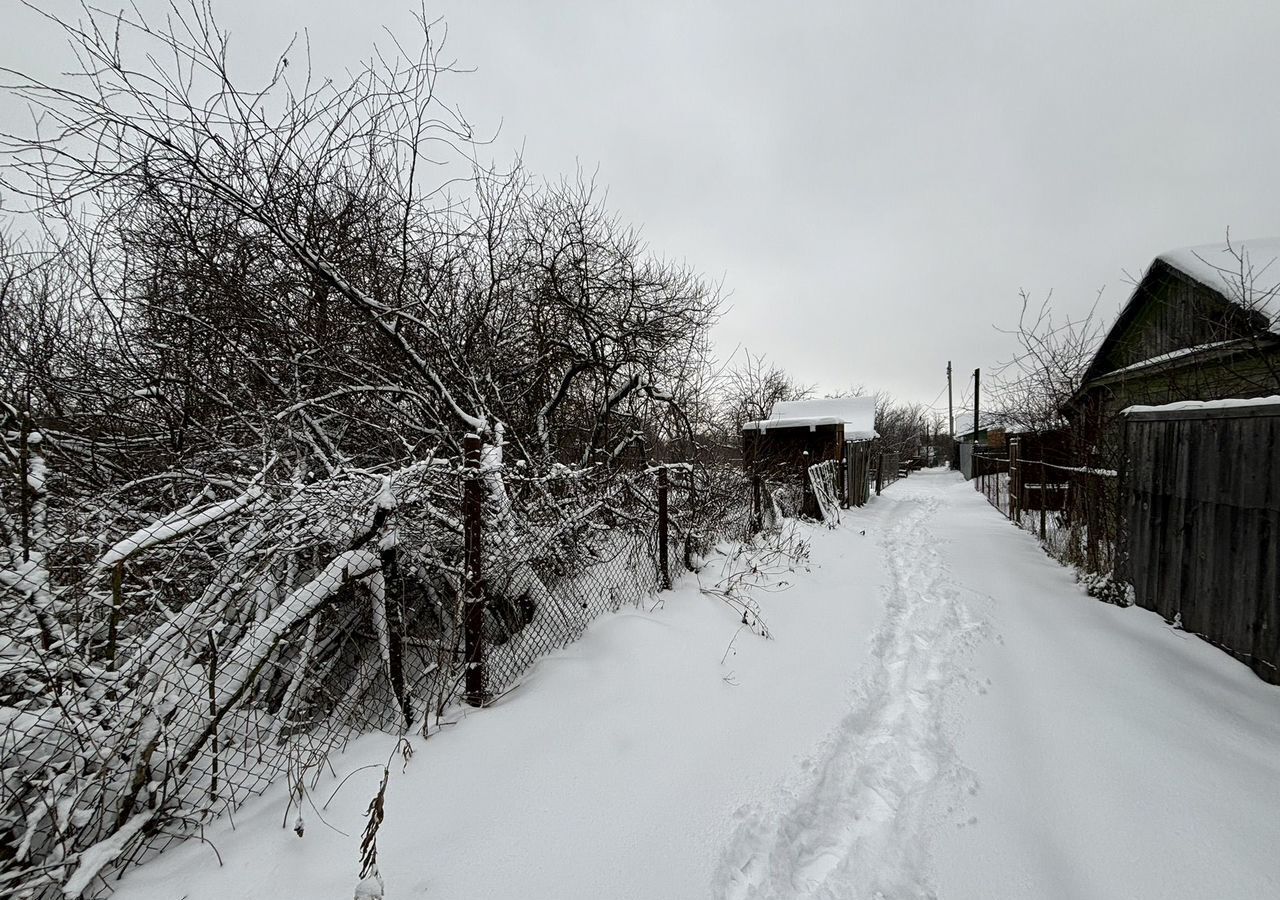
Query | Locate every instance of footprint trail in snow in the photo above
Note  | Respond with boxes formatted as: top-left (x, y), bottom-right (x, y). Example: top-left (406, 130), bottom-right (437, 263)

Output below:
top-left (716, 491), bottom-right (988, 900)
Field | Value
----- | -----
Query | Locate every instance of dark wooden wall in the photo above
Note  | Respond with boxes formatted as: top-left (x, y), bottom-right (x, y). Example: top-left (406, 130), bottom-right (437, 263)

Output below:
top-left (1124, 404), bottom-right (1280, 684)
top-left (1103, 262), bottom-right (1261, 372)
top-left (742, 423), bottom-right (845, 478)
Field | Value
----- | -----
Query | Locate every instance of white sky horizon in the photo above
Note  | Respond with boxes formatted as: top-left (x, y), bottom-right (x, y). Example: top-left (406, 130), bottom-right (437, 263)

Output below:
top-left (4, 1), bottom-right (1279, 415)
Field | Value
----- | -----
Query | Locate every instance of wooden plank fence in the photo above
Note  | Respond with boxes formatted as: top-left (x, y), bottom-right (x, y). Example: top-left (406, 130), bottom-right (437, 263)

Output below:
top-left (844, 441), bottom-right (872, 507)
top-left (1123, 402), bottom-right (1280, 685)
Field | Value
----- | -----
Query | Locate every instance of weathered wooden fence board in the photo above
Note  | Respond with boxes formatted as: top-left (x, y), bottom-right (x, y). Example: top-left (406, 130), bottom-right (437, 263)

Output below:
top-left (844, 441), bottom-right (872, 508)
top-left (1124, 404), bottom-right (1280, 684)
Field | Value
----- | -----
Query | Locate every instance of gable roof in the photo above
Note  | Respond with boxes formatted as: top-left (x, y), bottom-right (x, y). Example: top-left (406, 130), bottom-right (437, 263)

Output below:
top-left (1156, 238), bottom-right (1280, 331)
top-left (743, 396), bottom-right (878, 440)
top-left (1080, 237), bottom-right (1280, 389)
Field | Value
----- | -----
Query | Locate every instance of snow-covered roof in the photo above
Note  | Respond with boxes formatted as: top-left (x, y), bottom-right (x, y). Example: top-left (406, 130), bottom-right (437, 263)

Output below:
top-left (743, 396), bottom-right (878, 440)
top-left (1122, 395), bottom-right (1280, 416)
top-left (1156, 237), bottom-right (1280, 332)
top-left (1076, 237), bottom-right (1280, 394)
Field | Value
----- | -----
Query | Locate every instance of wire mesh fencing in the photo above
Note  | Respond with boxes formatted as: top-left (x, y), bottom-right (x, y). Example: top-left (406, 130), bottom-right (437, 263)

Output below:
top-left (973, 442), bottom-right (1124, 601)
top-left (874, 450), bottom-right (904, 495)
top-left (0, 433), bottom-right (755, 899)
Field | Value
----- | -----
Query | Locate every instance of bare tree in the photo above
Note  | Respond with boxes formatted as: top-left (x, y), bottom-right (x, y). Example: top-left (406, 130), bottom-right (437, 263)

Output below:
top-left (0, 6), bottom-right (735, 896)
top-left (721, 350), bottom-right (814, 430)
top-left (989, 289), bottom-right (1105, 434)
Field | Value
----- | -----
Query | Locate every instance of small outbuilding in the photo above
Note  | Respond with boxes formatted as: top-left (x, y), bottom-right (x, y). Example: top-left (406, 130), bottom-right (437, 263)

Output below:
top-left (742, 397), bottom-right (878, 515)
top-left (742, 397), bottom-right (878, 474)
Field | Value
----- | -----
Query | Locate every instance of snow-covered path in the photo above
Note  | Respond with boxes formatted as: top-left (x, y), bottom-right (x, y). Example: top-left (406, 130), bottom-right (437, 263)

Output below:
top-left (717, 492), bottom-right (984, 899)
top-left (111, 469), bottom-right (1280, 900)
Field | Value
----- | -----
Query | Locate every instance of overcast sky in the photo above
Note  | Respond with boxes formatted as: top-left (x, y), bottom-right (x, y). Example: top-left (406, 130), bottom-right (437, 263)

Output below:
top-left (5, 0), bottom-right (1280, 416)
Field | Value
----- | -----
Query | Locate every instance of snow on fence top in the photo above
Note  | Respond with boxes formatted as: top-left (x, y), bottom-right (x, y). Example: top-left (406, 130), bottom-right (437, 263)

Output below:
top-left (1156, 237), bottom-right (1280, 332)
top-left (1122, 395), bottom-right (1280, 416)
top-left (743, 396), bottom-right (878, 440)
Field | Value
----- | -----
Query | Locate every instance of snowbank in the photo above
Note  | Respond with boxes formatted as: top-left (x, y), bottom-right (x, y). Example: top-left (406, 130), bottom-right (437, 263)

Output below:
top-left (107, 472), bottom-right (1280, 900)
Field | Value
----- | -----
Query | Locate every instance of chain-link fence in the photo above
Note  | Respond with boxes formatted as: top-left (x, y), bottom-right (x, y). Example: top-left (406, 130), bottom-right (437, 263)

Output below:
top-left (0, 433), bottom-right (756, 899)
top-left (875, 450), bottom-right (904, 494)
top-left (974, 442), bottom-right (1123, 601)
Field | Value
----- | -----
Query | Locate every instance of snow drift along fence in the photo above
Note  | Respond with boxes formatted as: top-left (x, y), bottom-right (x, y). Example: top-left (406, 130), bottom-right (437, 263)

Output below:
top-left (975, 445), bottom-right (1122, 597)
top-left (976, 411), bottom-right (1280, 684)
top-left (0, 435), bottom-right (753, 899)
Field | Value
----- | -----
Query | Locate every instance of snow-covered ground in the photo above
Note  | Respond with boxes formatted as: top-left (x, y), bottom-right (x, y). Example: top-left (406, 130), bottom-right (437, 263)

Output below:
top-left (110, 469), bottom-right (1280, 900)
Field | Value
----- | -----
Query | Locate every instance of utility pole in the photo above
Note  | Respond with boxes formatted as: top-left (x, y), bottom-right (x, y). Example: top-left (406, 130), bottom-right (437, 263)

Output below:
top-left (947, 361), bottom-right (954, 469)
top-left (973, 368), bottom-right (981, 446)
top-left (947, 362), bottom-right (954, 436)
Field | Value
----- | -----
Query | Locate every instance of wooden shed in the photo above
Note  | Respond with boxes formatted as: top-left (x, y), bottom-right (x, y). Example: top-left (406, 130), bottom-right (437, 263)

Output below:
top-left (741, 398), bottom-right (879, 518)
top-left (742, 397), bottom-right (878, 476)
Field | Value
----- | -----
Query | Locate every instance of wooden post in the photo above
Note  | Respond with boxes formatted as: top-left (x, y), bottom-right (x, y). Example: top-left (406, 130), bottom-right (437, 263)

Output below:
top-left (1115, 416), bottom-right (1129, 584)
top-left (1086, 472), bottom-right (1100, 573)
top-left (861, 446), bottom-right (870, 504)
top-left (1039, 459), bottom-right (1047, 541)
top-left (1009, 441), bottom-right (1019, 522)
top-left (839, 442), bottom-right (849, 506)
top-left (657, 466), bottom-right (670, 590)
top-left (947, 361), bottom-right (955, 469)
top-left (973, 368), bottom-right (980, 452)
top-left (462, 434), bottom-right (487, 707)
top-left (875, 452), bottom-right (884, 496)
top-left (801, 450), bottom-right (816, 517)
top-left (837, 448), bottom-right (847, 507)
top-left (751, 474), bottom-right (764, 531)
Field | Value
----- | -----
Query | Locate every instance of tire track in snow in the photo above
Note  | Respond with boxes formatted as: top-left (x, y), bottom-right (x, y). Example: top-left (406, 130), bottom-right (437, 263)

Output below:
top-left (716, 492), bottom-right (986, 900)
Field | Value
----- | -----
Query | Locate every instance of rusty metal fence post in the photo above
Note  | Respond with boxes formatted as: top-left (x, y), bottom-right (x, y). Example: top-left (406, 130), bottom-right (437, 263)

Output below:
top-left (107, 560), bottom-right (123, 667)
top-left (381, 538), bottom-right (412, 730)
top-left (207, 629), bottom-right (219, 804)
top-left (750, 473), bottom-right (763, 532)
top-left (657, 466), bottom-right (671, 590)
top-left (462, 434), bottom-right (487, 706)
